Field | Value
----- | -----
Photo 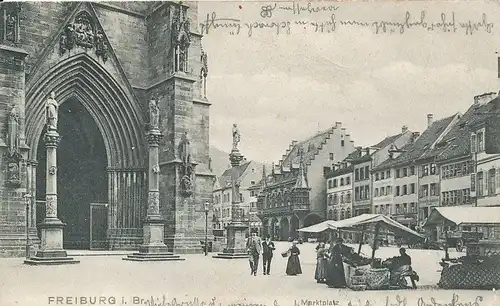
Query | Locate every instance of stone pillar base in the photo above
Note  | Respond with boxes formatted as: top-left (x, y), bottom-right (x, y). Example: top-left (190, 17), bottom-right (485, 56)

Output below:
top-left (213, 223), bottom-right (248, 259)
top-left (165, 234), bottom-right (204, 254)
top-left (123, 220), bottom-right (185, 262)
top-left (24, 222), bottom-right (79, 265)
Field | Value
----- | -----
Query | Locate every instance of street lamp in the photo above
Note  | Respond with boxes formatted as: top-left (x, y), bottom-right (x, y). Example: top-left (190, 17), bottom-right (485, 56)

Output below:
top-left (204, 201), bottom-right (209, 256)
top-left (24, 194), bottom-right (32, 259)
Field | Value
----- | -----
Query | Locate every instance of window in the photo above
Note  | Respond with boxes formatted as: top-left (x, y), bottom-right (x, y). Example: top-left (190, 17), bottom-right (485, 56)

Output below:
top-left (328, 195), bottom-right (333, 205)
top-left (381, 171), bottom-right (385, 180)
top-left (396, 204), bottom-right (400, 214)
top-left (360, 168), bottom-right (364, 180)
top-left (430, 164), bottom-right (436, 175)
top-left (410, 166), bottom-right (415, 176)
top-left (346, 176), bottom-right (351, 185)
top-left (346, 191), bottom-right (351, 202)
top-left (430, 183), bottom-right (437, 196)
top-left (333, 179), bottom-right (338, 188)
top-left (364, 166), bottom-right (370, 179)
top-left (489, 168), bottom-right (496, 195)
top-left (402, 185), bottom-right (408, 195)
top-left (380, 187), bottom-right (385, 196)
top-left (471, 173), bottom-right (476, 192)
top-left (477, 131), bottom-right (484, 152)
top-left (365, 185), bottom-right (370, 199)
top-left (471, 133), bottom-right (477, 153)
top-left (423, 165), bottom-right (429, 176)
top-left (375, 188), bottom-right (379, 197)
top-left (355, 187), bottom-right (360, 201)
top-left (403, 168), bottom-right (408, 177)
top-left (355, 169), bottom-right (360, 181)
top-left (411, 203), bottom-right (416, 212)
top-left (386, 170), bottom-right (391, 178)
top-left (396, 186), bottom-right (400, 196)
top-left (328, 180), bottom-right (333, 189)
top-left (386, 186), bottom-right (392, 195)
top-left (329, 153), bottom-right (334, 160)
top-left (340, 178), bottom-right (344, 186)
top-left (374, 206), bottom-right (378, 214)
top-left (340, 193), bottom-right (344, 204)
top-left (410, 183), bottom-right (416, 194)
top-left (396, 169), bottom-right (400, 178)
top-left (375, 173), bottom-right (379, 181)
top-left (477, 172), bottom-right (484, 197)
top-left (403, 203), bottom-right (408, 213)
top-left (251, 181), bottom-right (255, 185)
top-left (341, 140), bottom-right (345, 147)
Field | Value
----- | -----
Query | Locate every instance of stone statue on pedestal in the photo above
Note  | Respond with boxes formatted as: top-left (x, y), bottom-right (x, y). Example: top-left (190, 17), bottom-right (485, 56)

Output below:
top-left (7, 106), bottom-right (20, 158)
top-left (149, 98), bottom-right (160, 130)
top-left (45, 92), bottom-right (59, 131)
top-left (232, 124), bottom-right (240, 151)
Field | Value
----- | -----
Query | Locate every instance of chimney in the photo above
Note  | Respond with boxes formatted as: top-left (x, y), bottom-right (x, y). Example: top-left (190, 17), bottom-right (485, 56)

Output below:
top-left (474, 92), bottom-right (498, 106)
top-left (427, 114), bottom-right (434, 128)
top-left (402, 125), bottom-right (408, 133)
top-left (335, 121), bottom-right (342, 129)
top-left (291, 140), bottom-right (298, 146)
top-left (412, 132), bottom-right (420, 142)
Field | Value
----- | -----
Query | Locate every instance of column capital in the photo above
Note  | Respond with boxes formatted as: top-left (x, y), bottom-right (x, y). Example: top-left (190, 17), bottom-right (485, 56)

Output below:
top-left (147, 131), bottom-right (163, 145)
top-left (44, 133), bottom-right (61, 148)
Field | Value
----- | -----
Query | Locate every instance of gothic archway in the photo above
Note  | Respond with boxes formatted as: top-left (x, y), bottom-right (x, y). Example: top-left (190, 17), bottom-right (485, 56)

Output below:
top-left (26, 53), bottom-right (147, 250)
top-left (280, 217), bottom-right (290, 241)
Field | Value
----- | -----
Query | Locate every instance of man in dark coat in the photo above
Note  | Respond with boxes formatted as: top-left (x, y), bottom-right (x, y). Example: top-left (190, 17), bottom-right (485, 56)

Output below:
top-left (246, 232), bottom-right (262, 276)
top-left (262, 235), bottom-right (275, 275)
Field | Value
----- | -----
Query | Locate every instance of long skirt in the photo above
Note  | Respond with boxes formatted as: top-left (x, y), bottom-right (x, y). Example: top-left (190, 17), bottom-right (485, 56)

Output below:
top-left (286, 255), bottom-right (302, 275)
top-left (326, 260), bottom-right (347, 288)
top-left (315, 258), bottom-right (328, 282)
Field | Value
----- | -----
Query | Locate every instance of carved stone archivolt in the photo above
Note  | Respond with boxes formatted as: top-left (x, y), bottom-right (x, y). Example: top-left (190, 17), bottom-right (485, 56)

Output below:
top-left (59, 11), bottom-right (108, 63)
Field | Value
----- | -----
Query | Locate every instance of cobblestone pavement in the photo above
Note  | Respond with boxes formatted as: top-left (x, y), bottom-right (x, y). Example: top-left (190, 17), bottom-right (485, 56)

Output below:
top-left (0, 242), bottom-right (497, 306)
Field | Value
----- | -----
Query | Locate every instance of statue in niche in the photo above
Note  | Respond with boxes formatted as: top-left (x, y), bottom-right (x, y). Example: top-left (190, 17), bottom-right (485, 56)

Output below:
top-left (6, 162), bottom-right (20, 186)
top-left (178, 132), bottom-right (194, 196)
top-left (232, 124), bottom-right (241, 151)
top-left (7, 106), bottom-right (20, 158)
top-left (149, 97), bottom-right (160, 130)
top-left (95, 30), bottom-right (108, 63)
top-left (178, 132), bottom-right (191, 166)
top-left (45, 92), bottom-right (59, 131)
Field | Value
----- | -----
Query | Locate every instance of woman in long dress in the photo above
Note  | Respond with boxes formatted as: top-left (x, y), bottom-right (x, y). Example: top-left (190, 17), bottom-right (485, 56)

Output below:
top-left (285, 241), bottom-right (302, 276)
top-left (326, 238), bottom-right (347, 288)
top-left (315, 242), bottom-right (328, 283)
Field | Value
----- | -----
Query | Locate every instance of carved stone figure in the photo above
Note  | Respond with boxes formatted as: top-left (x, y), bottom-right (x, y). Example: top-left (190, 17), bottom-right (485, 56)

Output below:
top-left (7, 162), bottom-right (19, 181)
top-left (149, 98), bottom-right (160, 130)
top-left (48, 166), bottom-right (57, 175)
top-left (181, 175), bottom-right (192, 195)
top-left (178, 132), bottom-right (191, 165)
top-left (232, 124), bottom-right (241, 151)
top-left (95, 30), bottom-right (108, 62)
top-left (45, 92), bottom-right (58, 131)
top-left (152, 165), bottom-right (160, 174)
top-left (45, 195), bottom-right (57, 218)
top-left (7, 106), bottom-right (20, 157)
top-left (147, 191), bottom-right (160, 214)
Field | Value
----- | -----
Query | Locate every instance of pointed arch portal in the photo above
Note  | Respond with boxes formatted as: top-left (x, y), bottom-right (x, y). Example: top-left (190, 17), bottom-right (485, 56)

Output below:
top-left (26, 53), bottom-right (147, 249)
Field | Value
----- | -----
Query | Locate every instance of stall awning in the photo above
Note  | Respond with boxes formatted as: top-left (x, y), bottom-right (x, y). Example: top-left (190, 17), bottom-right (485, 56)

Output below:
top-left (298, 220), bottom-right (334, 233)
top-left (327, 214), bottom-right (425, 239)
top-left (423, 206), bottom-right (500, 227)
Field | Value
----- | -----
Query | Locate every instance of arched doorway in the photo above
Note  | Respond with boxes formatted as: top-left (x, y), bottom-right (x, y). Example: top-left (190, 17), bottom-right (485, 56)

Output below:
top-left (36, 98), bottom-right (108, 249)
top-left (271, 217), bottom-right (279, 240)
top-left (280, 217), bottom-right (290, 241)
top-left (290, 215), bottom-right (299, 241)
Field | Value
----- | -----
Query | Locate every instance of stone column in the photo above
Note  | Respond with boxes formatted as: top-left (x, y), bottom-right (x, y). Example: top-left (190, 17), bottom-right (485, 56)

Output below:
top-left (25, 130), bottom-right (79, 265)
top-left (124, 129), bottom-right (183, 261)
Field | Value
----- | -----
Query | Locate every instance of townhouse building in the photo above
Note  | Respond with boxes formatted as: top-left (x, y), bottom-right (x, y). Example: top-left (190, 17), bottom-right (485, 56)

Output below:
top-left (212, 160), bottom-right (262, 237)
top-left (372, 114), bottom-right (458, 228)
top-left (325, 159), bottom-right (354, 221)
top-left (257, 122), bottom-right (356, 241)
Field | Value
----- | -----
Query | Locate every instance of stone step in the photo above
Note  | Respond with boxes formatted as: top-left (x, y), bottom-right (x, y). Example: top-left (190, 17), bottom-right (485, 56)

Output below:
top-left (24, 256), bottom-right (80, 266)
top-left (212, 253), bottom-right (249, 259)
top-left (123, 253), bottom-right (185, 262)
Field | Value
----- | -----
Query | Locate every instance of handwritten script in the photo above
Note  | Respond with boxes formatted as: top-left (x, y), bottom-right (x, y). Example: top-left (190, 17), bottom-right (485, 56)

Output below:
top-left (417, 294), bottom-right (483, 306)
top-left (199, 2), bottom-right (494, 37)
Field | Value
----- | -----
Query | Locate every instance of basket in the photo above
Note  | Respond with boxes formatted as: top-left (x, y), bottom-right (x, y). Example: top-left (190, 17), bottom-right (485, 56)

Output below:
top-left (281, 251), bottom-right (289, 258)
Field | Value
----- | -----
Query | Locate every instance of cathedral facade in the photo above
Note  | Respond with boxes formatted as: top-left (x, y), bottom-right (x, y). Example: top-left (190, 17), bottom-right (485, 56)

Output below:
top-left (0, 1), bottom-right (214, 257)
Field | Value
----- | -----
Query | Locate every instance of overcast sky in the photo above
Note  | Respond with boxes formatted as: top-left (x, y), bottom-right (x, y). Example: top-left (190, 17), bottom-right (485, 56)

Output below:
top-left (197, 0), bottom-right (500, 164)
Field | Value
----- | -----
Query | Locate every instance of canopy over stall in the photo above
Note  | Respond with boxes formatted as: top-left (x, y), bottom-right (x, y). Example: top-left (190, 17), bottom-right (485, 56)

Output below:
top-left (297, 220), bottom-right (335, 233)
top-left (327, 214), bottom-right (425, 265)
top-left (423, 206), bottom-right (500, 227)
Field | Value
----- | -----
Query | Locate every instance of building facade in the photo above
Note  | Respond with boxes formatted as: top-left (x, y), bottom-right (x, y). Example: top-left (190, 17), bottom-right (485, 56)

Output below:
top-left (258, 123), bottom-right (355, 241)
top-left (0, 2), bottom-right (214, 257)
top-left (326, 162), bottom-right (353, 221)
top-left (212, 160), bottom-right (262, 236)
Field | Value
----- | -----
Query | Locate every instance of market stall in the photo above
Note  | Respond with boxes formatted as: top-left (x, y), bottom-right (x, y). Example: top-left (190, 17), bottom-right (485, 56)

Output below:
top-left (327, 214), bottom-right (424, 291)
top-left (423, 206), bottom-right (500, 290)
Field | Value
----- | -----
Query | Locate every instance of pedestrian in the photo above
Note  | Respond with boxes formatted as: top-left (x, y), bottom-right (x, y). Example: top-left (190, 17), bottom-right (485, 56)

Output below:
top-left (262, 235), bottom-right (275, 275)
top-left (315, 242), bottom-right (328, 283)
top-left (326, 238), bottom-right (347, 288)
top-left (285, 241), bottom-right (302, 276)
top-left (246, 231), bottom-right (262, 276)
